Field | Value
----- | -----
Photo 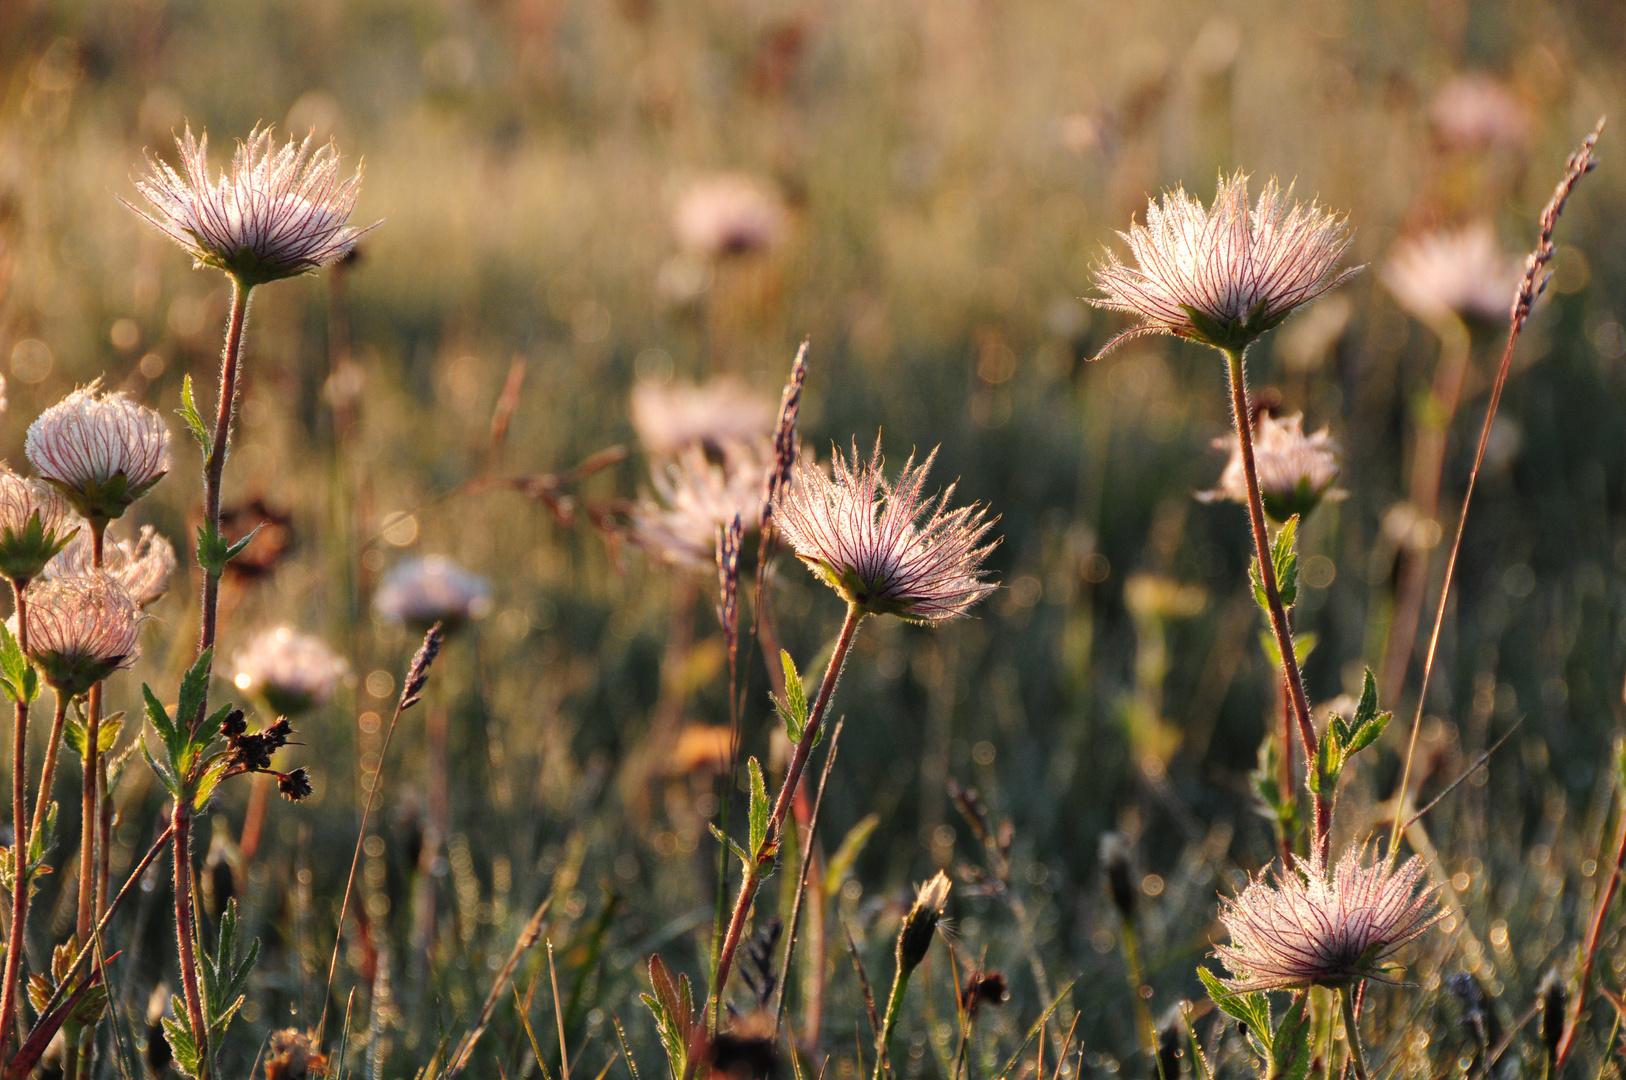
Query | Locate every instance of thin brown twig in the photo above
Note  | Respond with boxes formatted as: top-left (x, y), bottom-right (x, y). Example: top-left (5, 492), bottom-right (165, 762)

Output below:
top-left (1389, 117), bottom-right (1604, 868)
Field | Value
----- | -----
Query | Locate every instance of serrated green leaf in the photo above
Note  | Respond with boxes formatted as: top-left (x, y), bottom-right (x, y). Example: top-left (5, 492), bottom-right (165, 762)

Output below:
top-left (1309, 728), bottom-right (1343, 795)
top-left (747, 757), bottom-right (770, 860)
top-left (0, 621), bottom-right (29, 703)
top-left (191, 753), bottom-right (233, 811)
top-left (1341, 670), bottom-right (1392, 757)
top-left (1196, 967), bottom-right (1272, 1054)
top-left (178, 375), bottom-right (211, 450)
top-left (1272, 515), bottom-right (1299, 608)
top-left (1267, 993), bottom-right (1313, 1080)
top-left (774, 649), bottom-right (812, 745)
top-left (707, 823), bottom-right (750, 869)
top-left (140, 736), bottom-right (181, 798)
top-left (163, 1014), bottom-right (203, 1077)
top-left (176, 651), bottom-right (213, 737)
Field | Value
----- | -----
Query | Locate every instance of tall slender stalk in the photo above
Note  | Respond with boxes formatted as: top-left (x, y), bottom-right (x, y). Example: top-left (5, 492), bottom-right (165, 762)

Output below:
top-left (1222, 347), bottom-right (1324, 858)
top-left (29, 695), bottom-right (69, 849)
top-left (1339, 986), bottom-right (1367, 1080)
top-left (710, 604), bottom-right (864, 1017)
top-left (172, 802), bottom-right (211, 1078)
top-left (77, 524), bottom-right (106, 946)
top-left (198, 280), bottom-right (252, 667)
top-left (0, 580), bottom-right (32, 1064)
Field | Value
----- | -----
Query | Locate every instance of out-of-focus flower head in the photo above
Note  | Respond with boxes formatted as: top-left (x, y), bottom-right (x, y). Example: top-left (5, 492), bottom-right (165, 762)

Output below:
top-left (19, 573), bottom-right (143, 695)
top-left (45, 521), bottom-right (177, 608)
top-left (373, 555), bottom-right (491, 632)
top-left (1429, 74), bottom-right (1531, 153)
top-left (25, 383), bottom-right (170, 525)
top-left (1090, 172), bottom-right (1359, 357)
top-left (633, 439), bottom-right (781, 569)
top-left (775, 440), bottom-right (997, 622)
top-left (898, 871), bottom-right (952, 973)
top-left (673, 173), bottom-right (788, 259)
top-left (129, 126), bottom-right (376, 286)
top-left (1382, 223), bottom-right (1522, 329)
top-left (631, 378), bottom-right (777, 460)
top-left (1215, 847), bottom-right (1441, 992)
top-left (232, 626), bottom-right (349, 716)
top-left (0, 466), bottom-right (78, 585)
top-left (1200, 412), bottom-right (1346, 523)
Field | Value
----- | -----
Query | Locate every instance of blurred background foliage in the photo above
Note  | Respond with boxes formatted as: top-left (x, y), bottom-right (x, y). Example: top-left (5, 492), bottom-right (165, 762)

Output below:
top-left (2, 0), bottom-right (1626, 1075)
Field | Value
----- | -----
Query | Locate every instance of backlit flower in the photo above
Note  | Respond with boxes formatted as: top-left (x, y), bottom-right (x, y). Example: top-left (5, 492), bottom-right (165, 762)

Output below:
top-left (1091, 173), bottom-right (1359, 356)
top-left (1429, 74), bottom-right (1530, 153)
top-left (1215, 848), bottom-right (1441, 992)
top-left (774, 440), bottom-right (997, 621)
top-left (45, 522), bottom-right (177, 608)
top-left (19, 574), bottom-right (143, 695)
top-left (25, 383), bottom-right (170, 524)
top-left (673, 173), bottom-right (788, 258)
top-left (1382, 223), bottom-right (1521, 328)
top-left (631, 379), bottom-right (777, 459)
top-left (1200, 412), bottom-right (1345, 522)
top-left (373, 555), bottom-right (491, 631)
top-left (129, 126), bottom-right (375, 286)
top-left (231, 627), bottom-right (349, 716)
top-left (0, 467), bottom-right (78, 585)
top-left (632, 440), bottom-right (777, 569)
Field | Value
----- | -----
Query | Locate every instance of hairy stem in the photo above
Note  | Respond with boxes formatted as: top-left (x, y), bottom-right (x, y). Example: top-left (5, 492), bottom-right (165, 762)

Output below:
top-left (0, 580), bottom-right (30, 1065)
top-left (196, 279), bottom-right (251, 692)
top-left (77, 524), bottom-right (106, 949)
top-left (29, 695), bottom-right (69, 851)
top-left (1340, 986), bottom-right (1367, 1080)
top-left (871, 953), bottom-right (912, 1080)
top-left (1223, 347), bottom-right (1324, 859)
top-left (710, 604), bottom-right (863, 1019)
top-left (173, 802), bottom-right (211, 1079)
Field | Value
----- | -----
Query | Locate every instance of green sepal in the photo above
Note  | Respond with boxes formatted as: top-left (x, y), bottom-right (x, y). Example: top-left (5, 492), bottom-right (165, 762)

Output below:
top-left (1309, 726), bottom-right (1342, 795)
top-left (1181, 301), bottom-right (1292, 353)
top-left (66, 710), bottom-right (124, 759)
top-left (0, 510), bottom-right (78, 587)
top-left (178, 375), bottom-right (211, 450)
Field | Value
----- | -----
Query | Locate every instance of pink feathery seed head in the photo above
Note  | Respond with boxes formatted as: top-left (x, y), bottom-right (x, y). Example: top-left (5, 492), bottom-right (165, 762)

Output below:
top-left (1089, 172), bottom-right (1360, 358)
top-left (127, 124), bottom-right (378, 287)
top-left (773, 439), bottom-right (998, 622)
top-left (19, 573), bottom-right (144, 695)
top-left (673, 172), bottom-right (788, 258)
top-left (45, 521), bottom-right (177, 608)
top-left (1214, 846), bottom-right (1443, 993)
top-left (630, 377), bottom-right (777, 459)
top-left (373, 555), bottom-right (491, 632)
top-left (632, 439), bottom-right (783, 570)
top-left (25, 381), bottom-right (171, 524)
top-left (1382, 223), bottom-right (1522, 329)
top-left (232, 626), bottom-right (349, 717)
top-left (0, 466), bottom-right (79, 584)
top-left (1199, 412), bottom-right (1346, 523)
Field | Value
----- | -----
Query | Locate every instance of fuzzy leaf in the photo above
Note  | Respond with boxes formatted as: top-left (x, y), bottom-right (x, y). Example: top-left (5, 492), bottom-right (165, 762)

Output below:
top-left (175, 650), bottom-right (213, 740)
top-left (178, 375), bottom-right (211, 450)
top-left (1197, 967), bottom-right (1272, 1055)
top-left (747, 757), bottom-right (770, 862)
top-left (1267, 993), bottom-right (1313, 1080)
top-left (0, 621), bottom-right (35, 704)
top-left (1338, 669), bottom-right (1391, 757)
top-left (774, 650), bottom-right (811, 745)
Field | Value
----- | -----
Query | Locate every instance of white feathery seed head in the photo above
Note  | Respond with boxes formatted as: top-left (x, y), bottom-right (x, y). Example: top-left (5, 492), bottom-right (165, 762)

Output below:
top-left (1200, 412), bottom-right (1346, 523)
top-left (0, 466), bottom-right (79, 584)
top-left (1091, 172), bottom-right (1359, 357)
top-left (774, 439), bottom-right (997, 622)
top-left (673, 173), bottom-right (788, 258)
top-left (232, 626), bottom-right (349, 716)
top-left (632, 439), bottom-right (781, 570)
top-left (25, 382), bottom-right (170, 523)
top-left (19, 573), bottom-right (143, 695)
top-left (1215, 847), bottom-right (1442, 993)
top-left (373, 555), bottom-right (492, 632)
top-left (630, 378), bottom-right (777, 459)
top-left (1382, 223), bottom-right (1522, 328)
top-left (129, 125), bottom-right (376, 286)
top-left (45, 521), bottom-right (177, 608)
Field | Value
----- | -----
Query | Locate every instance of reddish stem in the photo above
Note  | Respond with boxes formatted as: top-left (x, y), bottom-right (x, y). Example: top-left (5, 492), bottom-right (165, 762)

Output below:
top-left (0, 581), bottom-right (30, 1065)
top-left (196, 281), bottom-right (251, 684)
top-left (172, 803), bottom-right (211, 1078)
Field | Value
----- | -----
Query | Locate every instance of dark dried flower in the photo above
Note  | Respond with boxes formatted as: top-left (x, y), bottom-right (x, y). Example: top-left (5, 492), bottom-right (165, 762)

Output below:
top-left (1538, 968), bottom-right (1567, 1060)
top-left (775, 440), bottom-right (997, 621)
top-left (1090, 172), bottom-right (1358, 357)
top-left (959, 971), bottom-right (1008, 1021)
top-left (1215, 848), bottom-right (1441, 992)
top-left (277, 768), bottom-right (313, 802)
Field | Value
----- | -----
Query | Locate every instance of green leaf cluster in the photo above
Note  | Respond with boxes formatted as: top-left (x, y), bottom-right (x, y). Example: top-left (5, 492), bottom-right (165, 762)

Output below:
top-left (1250, 515), bottom-right (1299, 612)
top-left (1310, 669), bottom-right (1391, 796)
top-left (163, 900), bottom-right (259, 1078)
top-left (141, 650), bottom-right (235, 808)
top-left (773, 650), bottom-right (819, 748)
top-left (1197, 969), bottom-right (1312, 1080)
top-left (640, 956), bottom-right (699, 1080)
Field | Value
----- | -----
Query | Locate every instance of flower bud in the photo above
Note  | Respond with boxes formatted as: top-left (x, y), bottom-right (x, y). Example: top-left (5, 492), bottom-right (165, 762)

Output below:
top-left (897, 871), bottom-right (951, 975)
top-left (19, 574), bottom-right (142, 695)
top-left (0, 468), bottom-right (78, 585)
top-left (25, 384), bottom-right (170, 526)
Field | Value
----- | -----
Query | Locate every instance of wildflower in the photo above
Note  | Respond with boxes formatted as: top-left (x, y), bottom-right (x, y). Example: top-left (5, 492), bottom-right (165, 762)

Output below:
top-left (231, 627), bottom-right (349, 716)
top-left (898, 871), bottom-right (952, 975)
top-left (1429, 74), bottom-right (1530, 152)
top-left (1214, 848), bottom-right (1441, 992)
top-left (25, 384), bottom-right (170, 525)
top-left (1199, 412), bottom-right (1346, 522)
top-left (631, 378), bottom-right (776, 459)
top-left (128, 126), bottom-right (374, 286)
top-left (1382, 223), bottom-right (1521, 328)
top-left (673, 173), bottom-right (787, 258)
top-left (373, 555), bottom-right (491, 631)
top-left (0, 467), bottom-right (79, 585)
top-left (1090, 173), bottom-right (1359, 357)
top-left (774, 441), bottom-right (997, 621)
top-left (19, 574), bottom-right (143, 695)
top-left (632, 441), bottom-right (774, 569)
top-left (45, 521), bottom-right (177, 607)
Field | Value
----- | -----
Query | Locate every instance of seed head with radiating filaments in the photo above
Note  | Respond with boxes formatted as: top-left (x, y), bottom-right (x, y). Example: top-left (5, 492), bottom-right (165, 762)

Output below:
top-left (373, 555), bottom-right (492, 632)
top-left (1091, 173), bottom-right (1359, 357)
top-left (128, 126), bottom-right (375, 286)
top-left (232, 627), bottom-right (349, 717)
top-left (1214, 848), bottom-right (1442, 993)
top-left (632, 439), bottom-right (791, 569)
top-left (0, 466), bottom-right (79, 585)
top-left (45, 521), bottom-right (177, 608)
top-left (1382, 223), bottom-right (1522, 329)
top-left (25, 383), bottom-right (171, 525)
top-left (1199, 412), bottom-right (1346, 523)
top-left (18, 574), bottom-right (144, 696)
top-left (774, 440), bottom-right (997, 621)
